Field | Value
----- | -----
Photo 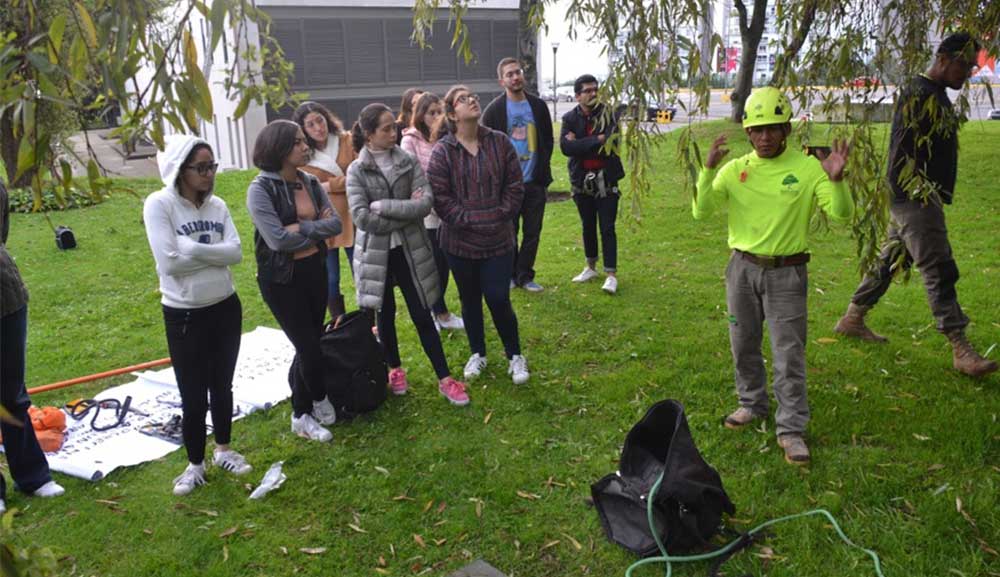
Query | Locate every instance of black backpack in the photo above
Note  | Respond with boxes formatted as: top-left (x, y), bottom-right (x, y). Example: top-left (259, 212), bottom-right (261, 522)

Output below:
top-left (289, 311), bottom-right (388, 419)
top-left (592, 400), bottom-right (736, 557)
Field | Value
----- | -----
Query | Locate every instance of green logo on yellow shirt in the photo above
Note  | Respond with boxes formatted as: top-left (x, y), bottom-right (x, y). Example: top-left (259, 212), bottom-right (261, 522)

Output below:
top-left (782, 174), bottom-right (799, 185)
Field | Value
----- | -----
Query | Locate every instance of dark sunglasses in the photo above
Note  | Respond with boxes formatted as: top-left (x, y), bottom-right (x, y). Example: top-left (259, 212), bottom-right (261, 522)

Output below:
top-left (184, 162), bottom-right (219, 176)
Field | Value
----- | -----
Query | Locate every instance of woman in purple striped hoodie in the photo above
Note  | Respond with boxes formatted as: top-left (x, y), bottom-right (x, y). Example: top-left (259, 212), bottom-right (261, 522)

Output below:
top-left (426, 85), bottom-right (530, 386)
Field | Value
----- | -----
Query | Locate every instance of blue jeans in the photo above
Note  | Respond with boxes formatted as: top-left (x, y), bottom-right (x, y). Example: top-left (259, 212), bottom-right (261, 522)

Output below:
top-left (446, 251), bottom-right (521, 359)
top-left (326, 246), bottom-right (355, 299)
top-left (1, 305), bottom-right (53, 499)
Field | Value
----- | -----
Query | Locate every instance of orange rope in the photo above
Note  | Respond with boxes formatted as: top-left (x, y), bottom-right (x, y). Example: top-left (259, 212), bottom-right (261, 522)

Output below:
top-left (27, 358), bottom-right (172, 395)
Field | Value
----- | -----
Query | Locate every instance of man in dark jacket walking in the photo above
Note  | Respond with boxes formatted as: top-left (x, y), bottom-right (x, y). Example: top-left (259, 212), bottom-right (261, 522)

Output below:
top-left (480, 57), bottom-right (554, 292)
top-left (560, 74), bottom-right (625, 294)
top-left (833, 31), bottom-right (996, 378)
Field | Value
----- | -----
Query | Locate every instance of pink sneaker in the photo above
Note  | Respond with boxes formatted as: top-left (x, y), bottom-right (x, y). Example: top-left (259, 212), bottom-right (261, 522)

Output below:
top-left (388, 367), bottom-right (409, 395)
top-left (438, 376), bottom-right (470, 406)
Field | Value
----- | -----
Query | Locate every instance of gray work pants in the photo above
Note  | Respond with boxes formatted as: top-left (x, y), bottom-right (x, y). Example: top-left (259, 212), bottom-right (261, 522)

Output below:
top-left (850, 199), bottom-right (968, 333)
top-left (726, 252), bottom-right (810, 436)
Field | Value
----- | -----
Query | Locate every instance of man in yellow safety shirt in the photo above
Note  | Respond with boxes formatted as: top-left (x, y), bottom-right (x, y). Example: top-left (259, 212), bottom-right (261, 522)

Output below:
top-left (693, 87), bottom-right (853, 465)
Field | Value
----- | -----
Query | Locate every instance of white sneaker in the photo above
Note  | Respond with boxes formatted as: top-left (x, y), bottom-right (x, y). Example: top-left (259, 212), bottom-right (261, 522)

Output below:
top-left (213, 449), bottom-right (252, 475)
top-left (32, 480), bottom-right (65, 498)
top-left (0, 499), bottom-right (5, 514)
top-left (312, 396), bottom-right (337, 426)
top-left (508, 355), bottom-right (530, 385)
top-left (602, 276), bottom-right (618, 294)
top-left (464, 353), bottom-right (488, 379)
top-left (173, 463), bottom-right (206, 496)
top-left (436, 314), bottom-right (465, 331)
top-left (572, 267), bottom-right (599, 283)
top-left (291, 413), bottom-right (333, 442)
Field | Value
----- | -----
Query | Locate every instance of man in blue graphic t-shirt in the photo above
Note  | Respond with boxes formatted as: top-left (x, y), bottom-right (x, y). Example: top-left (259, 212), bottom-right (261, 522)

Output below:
top-left (481, 57), bottom-right (554, 293)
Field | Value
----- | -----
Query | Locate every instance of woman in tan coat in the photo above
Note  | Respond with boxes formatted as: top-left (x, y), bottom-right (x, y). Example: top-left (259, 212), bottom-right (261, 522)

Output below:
top-left (293, 101), bottom-right (357, 320)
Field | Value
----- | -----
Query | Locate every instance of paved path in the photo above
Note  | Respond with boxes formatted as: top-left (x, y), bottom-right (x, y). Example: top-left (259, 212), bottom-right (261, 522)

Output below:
top-left (66, 128), bottom-right (160, 180)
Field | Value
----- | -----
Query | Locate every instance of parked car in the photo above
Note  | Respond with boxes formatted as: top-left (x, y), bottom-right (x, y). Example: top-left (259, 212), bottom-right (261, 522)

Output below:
top-left (990, 109), bottom-right (1000, 120)
top-left (614, 101), bottom-right (679, 123)
top-left (845, 76), bottom-right (882, 89)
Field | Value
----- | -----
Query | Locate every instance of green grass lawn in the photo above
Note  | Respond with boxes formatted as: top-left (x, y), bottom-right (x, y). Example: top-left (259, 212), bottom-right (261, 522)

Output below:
top-left (5, 121), bottom-right (999, 577)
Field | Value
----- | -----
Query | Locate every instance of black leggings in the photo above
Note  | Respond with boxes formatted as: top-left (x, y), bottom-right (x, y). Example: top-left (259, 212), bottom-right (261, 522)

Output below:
top-left (377, 247), bottom-right (451, 379)
top-left (259, 252), bottom-right (328, 417)
top-left (163, 293), bottom-right (242, 465)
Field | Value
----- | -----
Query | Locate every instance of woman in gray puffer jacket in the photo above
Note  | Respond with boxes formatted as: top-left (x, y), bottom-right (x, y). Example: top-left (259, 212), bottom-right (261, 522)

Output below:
top-left (347, 103), bottom-right (470, 407)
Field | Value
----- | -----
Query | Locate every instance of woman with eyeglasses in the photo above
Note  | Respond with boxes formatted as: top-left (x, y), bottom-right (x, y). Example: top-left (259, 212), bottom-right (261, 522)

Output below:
top-left (292, 101), bottom-right (357, 321)
top-left (247, 120), bottom-right (342, 442)
top-left (400, 92), bottom-right (464, 332)
top-left (143, 135), bottom-right (251, 495)
top-left (347, 103), bottom-right (470, 406)
top-left (426, 86), bottom-right (530, 386)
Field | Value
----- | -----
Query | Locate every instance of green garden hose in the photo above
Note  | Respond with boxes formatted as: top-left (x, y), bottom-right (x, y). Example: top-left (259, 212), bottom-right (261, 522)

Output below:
top-left (624, 471), bottom-right (886, 577)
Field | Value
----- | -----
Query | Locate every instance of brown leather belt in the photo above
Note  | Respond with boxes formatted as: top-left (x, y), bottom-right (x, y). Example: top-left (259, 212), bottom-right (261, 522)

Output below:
top-left (736, 250), bottom-right (810, 268)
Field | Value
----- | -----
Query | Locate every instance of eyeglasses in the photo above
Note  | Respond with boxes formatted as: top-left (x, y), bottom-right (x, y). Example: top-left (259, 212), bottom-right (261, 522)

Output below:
top-left (184, 162), bottom-right (218, 176)
top-left (456, 93), bottom-right (481, 104)
top-left (579, 87), bottom-right (599, 95)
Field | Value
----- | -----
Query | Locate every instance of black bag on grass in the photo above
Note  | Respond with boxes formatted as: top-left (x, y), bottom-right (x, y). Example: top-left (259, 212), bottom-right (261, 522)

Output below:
top-left (289, 311), bottom-right (387, 419)
top-left (591, 399), bottom-right (735, 557)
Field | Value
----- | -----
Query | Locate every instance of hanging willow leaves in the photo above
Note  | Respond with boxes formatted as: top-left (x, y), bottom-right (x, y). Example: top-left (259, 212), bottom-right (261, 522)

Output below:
top-left (412, 0), bottom-right (999, 274)
top-left (0, 0), bottom-right (299, 206)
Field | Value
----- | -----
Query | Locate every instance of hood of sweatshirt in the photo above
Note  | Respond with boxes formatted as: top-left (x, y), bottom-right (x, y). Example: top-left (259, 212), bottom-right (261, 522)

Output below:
top-left (157, 134), bottom-right (211, 196)
top-left (401, 126), bottom-right (428, 142)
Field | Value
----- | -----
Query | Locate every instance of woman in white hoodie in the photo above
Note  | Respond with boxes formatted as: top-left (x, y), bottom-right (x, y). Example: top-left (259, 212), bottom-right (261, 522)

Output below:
top-left (143, 135), bottom-right (251, 496)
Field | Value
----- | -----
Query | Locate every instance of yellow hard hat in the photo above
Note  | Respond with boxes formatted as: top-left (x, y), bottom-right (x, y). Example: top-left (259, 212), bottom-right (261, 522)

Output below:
top-left (742, 87), bottom-right (793, 128)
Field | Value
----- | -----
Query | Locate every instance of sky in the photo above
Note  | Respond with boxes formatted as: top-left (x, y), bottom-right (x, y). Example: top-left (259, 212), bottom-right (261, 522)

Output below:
top-left (537, 0), bottom-right (609, 88)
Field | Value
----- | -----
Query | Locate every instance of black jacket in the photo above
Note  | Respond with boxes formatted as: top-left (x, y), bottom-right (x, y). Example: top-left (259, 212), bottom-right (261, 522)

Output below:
top-left (480, 92), bottom-right (554, 187)
top-left (560, 104), bottom-right (625, 189)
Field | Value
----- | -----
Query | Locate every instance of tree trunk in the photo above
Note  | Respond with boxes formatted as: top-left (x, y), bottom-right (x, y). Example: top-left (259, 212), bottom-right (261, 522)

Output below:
top-left (698, 0), bottom-right (715, 79)
top-left (770, 0), bottom-right (818, 86)
top-left (0, 111), bottom-right (33, 189)
top-left (729, 0), bottom-right (768, 123)
top-left (519, 0), bottom-right (540, 94)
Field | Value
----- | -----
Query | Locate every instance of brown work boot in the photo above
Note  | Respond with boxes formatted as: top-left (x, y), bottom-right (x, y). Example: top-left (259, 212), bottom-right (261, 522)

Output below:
top-left (833, 303), bottom-right (887, 342)
top-left (947, 330), bottom-right (998, 378)
top-left (777, 433), bottom-right (810, 465)
top-left (724, 407), bottom-right (764, 430)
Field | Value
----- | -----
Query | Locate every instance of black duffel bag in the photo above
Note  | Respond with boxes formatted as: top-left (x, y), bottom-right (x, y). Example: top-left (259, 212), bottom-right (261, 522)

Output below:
top-left (289, 311), bottom-right (388, 419)
top-left (592, 399), bottom-right (735, 557)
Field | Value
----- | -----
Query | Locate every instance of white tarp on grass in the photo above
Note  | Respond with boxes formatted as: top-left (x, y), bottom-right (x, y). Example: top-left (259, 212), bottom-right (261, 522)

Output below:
top-left (45, 326), bottom-right (294, 481)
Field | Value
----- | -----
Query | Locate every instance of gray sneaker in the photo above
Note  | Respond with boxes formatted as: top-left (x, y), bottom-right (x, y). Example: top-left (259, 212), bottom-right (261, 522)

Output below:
top-left (522, 281), bottom-right (544, 293)
top-left (723, 407), bottom-right (763, 430)
top-left (778, 434), bottom-right (810, 465)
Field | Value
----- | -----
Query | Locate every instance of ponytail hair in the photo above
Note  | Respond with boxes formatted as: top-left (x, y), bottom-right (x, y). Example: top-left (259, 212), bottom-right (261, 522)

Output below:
top-left (352, 103), bottom-right (394, 153)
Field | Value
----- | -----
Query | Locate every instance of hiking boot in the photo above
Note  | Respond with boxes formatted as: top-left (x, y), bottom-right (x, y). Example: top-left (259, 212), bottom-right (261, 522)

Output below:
top-left (291, 413), bottom-right (333, 442)
top-left (509, 355), bottom-right (530, 385)
top-left (436, 313), bottom-right (465, 331)
top-left (723, 407), bottom-right (763, 430)
top-left (833, 302), bottom-right (887, 342)
top-left (522, 281), bottom-right (544, 293)
top-left (464, 353), bottom-right (488, 379)
top-left (947, 330), bottom-right (998, 378)
top-left (572, 267), bottom-right (599, 283)
top-left (312, 396), bottom-right (338, 425)
top-left (602, 276), bottom-right (618, 294)
top-left (173, 463), bottom-right (207, 496)
top-left (777, 434), bottom-right (810, 465)
top-left (32, 480), bottom-right (65, 498)
top-left (439, 376), bottom-right (471, 406)
top-left (388, 367), bottom-right (409, 395)
top-left (213, 449), bottom-right (252, 475)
